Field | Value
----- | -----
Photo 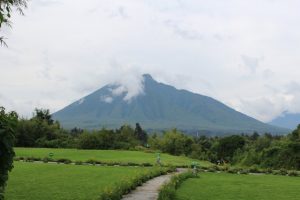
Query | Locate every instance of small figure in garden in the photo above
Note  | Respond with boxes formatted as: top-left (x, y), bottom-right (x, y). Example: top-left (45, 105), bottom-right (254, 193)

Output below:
top-left (156, 153), bottom-right (161, 166)
top-left (192, 162), bottom-right (198, 175)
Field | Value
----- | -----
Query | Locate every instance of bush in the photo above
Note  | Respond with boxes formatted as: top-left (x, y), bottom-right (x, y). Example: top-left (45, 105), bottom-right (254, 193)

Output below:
top-left (272, 168), bottom-right (288, 176)
top-left (158, 171), bottom-right (197, 200)
top-left (42, 157), bottom-right (54, 163)
top-left (288, 171), bottom-right (299, 177)
top-left (239, 169), bottom-right (249, 175)
top-left (86, 159), bottom-right (102, 165)
top-left (56, 158), bottom-right (72, 164)
top-left (217, 165), bottom-right (229, 172)
top-left (75, 161), bottom-right (83, 165)
top-left (24, 157), bottom-right (41, 162)
top-left (207, 165), bottom-right (218, 172)
top-left (279, 168), bottom-right (288, 176)
top-left (227, 167), bottom-right (239, 174)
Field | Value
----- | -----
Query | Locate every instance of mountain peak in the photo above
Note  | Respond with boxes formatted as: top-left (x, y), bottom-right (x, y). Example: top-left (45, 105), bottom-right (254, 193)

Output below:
top-left (143, 74), bottom-right (154, 80)
top-left (53, 74), bottom-right (288, 134)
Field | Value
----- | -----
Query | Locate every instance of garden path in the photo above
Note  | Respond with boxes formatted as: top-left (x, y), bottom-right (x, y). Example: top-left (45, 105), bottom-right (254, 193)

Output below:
top-left (122, 168), bottom-right (187, 200)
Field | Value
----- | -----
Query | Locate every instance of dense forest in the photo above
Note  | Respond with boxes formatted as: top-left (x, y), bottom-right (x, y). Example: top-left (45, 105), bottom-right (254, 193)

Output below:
top-left (5, 107), bottom-right (300, 170)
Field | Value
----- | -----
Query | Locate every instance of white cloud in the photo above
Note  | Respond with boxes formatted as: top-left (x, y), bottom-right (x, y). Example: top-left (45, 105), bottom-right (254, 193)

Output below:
top-left (100, 95), bottom-right (113, 103)
top-left (1, 0), bottom-right (300, 122)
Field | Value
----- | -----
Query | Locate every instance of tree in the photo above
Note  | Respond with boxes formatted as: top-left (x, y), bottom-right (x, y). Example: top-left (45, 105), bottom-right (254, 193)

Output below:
top-left (32, 108), bottom-right (54, 125)
top-left (216, 135), bottom-right (245, 162)
top-left (0, 0), bottom-right (28, 46)
top-left (0, 107), bottom-right (18, 199)
top-left (160, 129), bottom-right (193, 156)
top-left (134, 123), bottom-right (148, 145)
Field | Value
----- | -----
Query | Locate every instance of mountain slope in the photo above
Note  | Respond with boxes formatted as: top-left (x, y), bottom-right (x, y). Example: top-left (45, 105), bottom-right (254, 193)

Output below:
top-left (269, 112), bottom-right (300, 130)
top-left (53, 74), bottom-right (288, 134)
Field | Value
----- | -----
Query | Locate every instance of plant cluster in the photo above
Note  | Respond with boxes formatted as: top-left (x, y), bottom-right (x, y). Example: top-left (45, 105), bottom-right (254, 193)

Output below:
top-left (199, 164), bottom-right (299, 177)
top-left (0, 107), bottom-right (18, 200)
top-left (158, 170), bottom-right (197, 200)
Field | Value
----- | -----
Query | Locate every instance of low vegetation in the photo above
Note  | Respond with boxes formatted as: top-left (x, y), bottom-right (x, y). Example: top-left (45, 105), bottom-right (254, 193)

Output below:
top-left (175, 172), bottom-right (300, 200)
top-left (5, 162), bottom-right (169, 200)
top-left (158, 170), bottom-right (197, 200)
top-left (14, 147), bottom-right (211, 167)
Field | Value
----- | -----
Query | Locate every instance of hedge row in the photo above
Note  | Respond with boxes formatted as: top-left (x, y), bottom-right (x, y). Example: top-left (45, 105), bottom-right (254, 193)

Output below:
top-left (200, 165), bottom-right (300, 177)
top-left (14, 156), bottom-right (154, 167)
top-left (158, 170), bottom-right (197, 200)
top-left (14, 156), bottom-right (190, 168)
top-left (98, 167), bottom-right (175, 200)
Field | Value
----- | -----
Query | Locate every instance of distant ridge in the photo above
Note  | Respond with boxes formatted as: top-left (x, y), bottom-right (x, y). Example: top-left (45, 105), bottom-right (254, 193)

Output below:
top-left (53, 74), bottom-right (288, 135)
top-left (269, 112), bottom-right (300, 130)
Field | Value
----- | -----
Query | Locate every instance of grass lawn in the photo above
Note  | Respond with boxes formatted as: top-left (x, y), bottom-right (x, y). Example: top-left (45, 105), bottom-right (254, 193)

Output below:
top-left (5, 162), bottom-right (156, 200)
top-left (15, 147), bottom-right (212, 167)
top-left (175, 172), bottom-right (300, 200)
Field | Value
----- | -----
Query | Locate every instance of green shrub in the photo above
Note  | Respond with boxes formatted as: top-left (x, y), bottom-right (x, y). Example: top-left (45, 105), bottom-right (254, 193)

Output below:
top-left (141, 163), bottom-right (152, 167)
top-left (158, 170), bottom-right (197, 200)
top-left (249, 165), bottom-right (260, 173)
top-left (56, 158), bottom-right (72, 164)
top-left (279, 168), bottom-right (288, 176)
top-left (227, 167), bottom-right (239, 174)
top-left (288, 171), bottom-right (299, 177)
top-left (75, 161), bottom-right (83, 165)
top-left (272, 168), bottom-right (288, 176)
top-left (265, 168), bottom-right (273, 174)
top-left (13, 157), bottom-right (21, 161)
top-left (239, 169), bottom-right (249, 175)
top-left (86, 159), bottom-right (101, 165)
top-left (207, 165), bottom-right (218, 172)
top-left (24, 157), bottom-right (41, 162)
top-left (42, 157), bottom-right (53, 163)
top-left (217, 165), bottom-right (229, 172)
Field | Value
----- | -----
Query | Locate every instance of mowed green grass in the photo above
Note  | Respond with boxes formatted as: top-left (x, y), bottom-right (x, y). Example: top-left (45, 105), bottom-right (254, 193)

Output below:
top-left (5, 162), bottom-right (155, 200)
top-left (15, 147), bottom-right (212, 167)
top-left (175, 172), bottom-right (300, 200)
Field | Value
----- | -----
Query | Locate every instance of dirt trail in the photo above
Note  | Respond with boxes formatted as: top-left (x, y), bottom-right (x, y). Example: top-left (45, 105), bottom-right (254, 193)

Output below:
top-left (121, 168), bottom-right (186, 200)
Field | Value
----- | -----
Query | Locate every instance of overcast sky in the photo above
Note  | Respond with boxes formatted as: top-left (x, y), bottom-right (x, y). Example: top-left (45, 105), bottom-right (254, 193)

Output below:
top-left (1, 0), bottom-right (300, 122)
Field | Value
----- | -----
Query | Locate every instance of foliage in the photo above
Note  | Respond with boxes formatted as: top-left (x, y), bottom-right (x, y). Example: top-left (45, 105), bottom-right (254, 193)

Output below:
top-left (0, 107), bottom-right (18, 199)
top-left (134, 123), bottom-right (148, 145)
top-left (158, 170), bottom-right (197, 200)
top-left (150, 129), bottom-right (193, 156)
top-left (216, 135), bottom-right (245, 162)
top-left (0, 0), bottom-right (28, 46)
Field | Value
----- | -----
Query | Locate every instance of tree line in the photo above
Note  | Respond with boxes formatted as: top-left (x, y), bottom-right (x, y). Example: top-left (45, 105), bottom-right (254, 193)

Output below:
top-left (11, 108), bottom-right (300, 171)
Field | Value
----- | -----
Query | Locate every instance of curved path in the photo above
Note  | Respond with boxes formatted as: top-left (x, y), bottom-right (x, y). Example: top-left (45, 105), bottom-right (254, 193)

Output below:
top-left (122, 168), bottom-right (187, 200)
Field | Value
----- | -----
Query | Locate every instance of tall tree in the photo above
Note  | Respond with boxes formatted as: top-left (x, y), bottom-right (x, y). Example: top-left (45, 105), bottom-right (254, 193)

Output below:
top-left (32, 108), bottom-right (54, 125)
top-left (0, 107), bottom-right (18, 199)
top-left (134, 123), bottom-right (148, 145)
top-left (0, 0), bottom-right (28, 46)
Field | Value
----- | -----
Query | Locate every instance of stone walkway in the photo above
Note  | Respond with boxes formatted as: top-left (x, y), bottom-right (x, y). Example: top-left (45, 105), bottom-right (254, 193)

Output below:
top-left (122, 168), bottom-right (187, 200)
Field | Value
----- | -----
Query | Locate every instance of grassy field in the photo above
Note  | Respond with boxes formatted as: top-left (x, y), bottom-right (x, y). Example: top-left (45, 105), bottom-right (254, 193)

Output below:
top-left (5, 162), bottom-right (158, 200)
top-left (175, 172), bottom-right (300, 200)
top-left (15, 147), bottom-right (212, 167)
